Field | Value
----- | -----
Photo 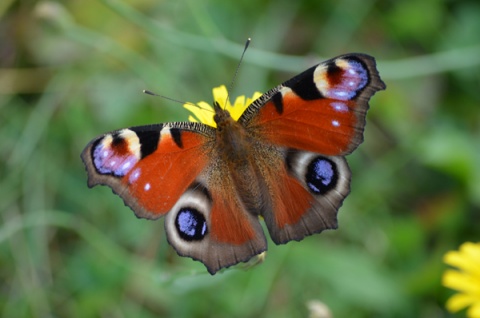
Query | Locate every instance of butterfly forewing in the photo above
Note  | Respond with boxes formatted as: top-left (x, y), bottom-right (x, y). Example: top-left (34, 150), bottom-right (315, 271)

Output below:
top-left (81, 123), bottom-right (214, 219)
top-left (241, 54), bottom-right (385, 156)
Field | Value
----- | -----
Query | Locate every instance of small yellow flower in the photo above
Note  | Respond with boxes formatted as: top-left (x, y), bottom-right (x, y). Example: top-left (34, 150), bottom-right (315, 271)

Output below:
top-left (442, 242), bottom-right (480, 317)
top-left (183, 85), bottom-right (262, 128)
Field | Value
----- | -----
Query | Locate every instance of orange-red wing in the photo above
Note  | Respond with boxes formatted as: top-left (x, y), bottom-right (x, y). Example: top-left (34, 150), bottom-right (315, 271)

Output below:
top-left (162, 164), bottom-right (268, 275)
top-left (241, 54), bottom-right (385, 156)
top-left (269, 171), bottom-right (313, 229)
top-left (81, 123), bottom-right (213, 219)
top-left (260, 152), bottom-right (352, 244)
top-left (255, 96), bottom-right (360, 155)
top-left (209, 192), bottom-right (258, 245)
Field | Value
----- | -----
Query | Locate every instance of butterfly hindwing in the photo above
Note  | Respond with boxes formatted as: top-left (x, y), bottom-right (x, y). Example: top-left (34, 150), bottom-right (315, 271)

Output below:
top-left (263, 149), bottom-right (351, 243)
top-left (244, 143), bottom-right (350, 244)
top-left (164, 174), bottom-right (267, 274)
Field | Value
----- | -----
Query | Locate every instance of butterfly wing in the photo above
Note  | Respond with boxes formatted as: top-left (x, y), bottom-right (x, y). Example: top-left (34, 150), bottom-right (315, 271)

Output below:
top-left (240, 53), bottom-right (386, 155)
top-left (81, 122), bottom-right (266, 274)
top-left (256, 148), bottom-right (352, 244)
top-left (240, 53), bottom-right (385, 243)
top-left (163, 173), bottom-right (267, 274)
top-left (81, 123), bottom-right (211, 219)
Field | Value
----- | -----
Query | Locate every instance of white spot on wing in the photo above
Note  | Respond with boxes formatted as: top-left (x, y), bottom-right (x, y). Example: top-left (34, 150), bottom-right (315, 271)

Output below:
top-left (332, 102), bottom-right (349, 112)
top-left (129, 168), bottom-right (141, 184)
top-left (160, 126), bottom-right (171, 137)
top-left (144, 183), bottom-right (151, 191)
top-left (332, 120), bottom-right (340, 127)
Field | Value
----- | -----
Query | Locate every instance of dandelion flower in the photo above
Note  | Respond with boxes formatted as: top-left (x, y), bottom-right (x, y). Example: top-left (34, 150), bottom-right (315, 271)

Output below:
top-left (442, 242), bottom-right (480, 317)
top-left (183, 85), bottom-right (262, 128)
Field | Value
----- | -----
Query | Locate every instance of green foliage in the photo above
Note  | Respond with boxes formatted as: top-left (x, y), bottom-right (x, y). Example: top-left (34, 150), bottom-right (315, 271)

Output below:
top-left (1, 0), bottom-right (479, 316)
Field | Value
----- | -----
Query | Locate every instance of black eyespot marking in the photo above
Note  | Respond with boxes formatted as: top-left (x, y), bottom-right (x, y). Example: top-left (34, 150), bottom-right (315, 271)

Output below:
top-left (170, 128), bottom-right (183, 148)
top-left (130, 126), bottom-right (161, 158)
top-left (271, 92), bottom-right (284, 114)
top-left (111, 132), bottom-right (124, 146)
top-left (306, 156), bottom-right (338, 195)
top-left (284, 66), bottom-right (323, 100)
top-left (175, 208), bottom-right (208, 241)
top-left (326, 61), bottom-right (342, 85)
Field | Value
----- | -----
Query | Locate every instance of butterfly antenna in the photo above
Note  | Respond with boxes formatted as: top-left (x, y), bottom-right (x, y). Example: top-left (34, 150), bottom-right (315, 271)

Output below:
top-left (143, 90), bottom-right (214, 114)
top-left (223, 38), bottom-right (251, 110)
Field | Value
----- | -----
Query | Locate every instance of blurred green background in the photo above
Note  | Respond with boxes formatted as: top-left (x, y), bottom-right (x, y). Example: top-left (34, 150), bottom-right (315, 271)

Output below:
top-left (1, 0), bottom-right (479, 317)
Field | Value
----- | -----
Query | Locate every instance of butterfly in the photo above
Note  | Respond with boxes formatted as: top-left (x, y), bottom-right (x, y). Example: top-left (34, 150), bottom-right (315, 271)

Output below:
top-left (81, 53), bottom-right (386, 274)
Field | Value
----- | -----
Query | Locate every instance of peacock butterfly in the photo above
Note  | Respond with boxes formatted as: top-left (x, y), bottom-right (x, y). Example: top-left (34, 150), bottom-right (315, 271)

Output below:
top-left (81, 53), bottom-right (386, 274)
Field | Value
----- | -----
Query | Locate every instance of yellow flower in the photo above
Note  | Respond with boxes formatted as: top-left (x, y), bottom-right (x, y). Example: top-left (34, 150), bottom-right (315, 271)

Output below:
top-left (442, 242), bottom-right (480, 317)
top-left (183, 85), bottom-right (263, 128)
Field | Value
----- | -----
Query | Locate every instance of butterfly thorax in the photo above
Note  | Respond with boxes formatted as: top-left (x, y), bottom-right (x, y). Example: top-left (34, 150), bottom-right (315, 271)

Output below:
top-left (213, 105), bottom-right (253, 164)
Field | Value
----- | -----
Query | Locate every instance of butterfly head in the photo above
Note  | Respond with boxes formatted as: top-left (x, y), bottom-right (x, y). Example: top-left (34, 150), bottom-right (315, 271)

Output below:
top-left (213, 101), bottom-right (233, 130)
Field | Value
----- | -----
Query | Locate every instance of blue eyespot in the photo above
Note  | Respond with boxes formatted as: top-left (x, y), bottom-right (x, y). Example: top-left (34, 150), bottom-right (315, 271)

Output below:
top-left (306, 157), bottom-right (338, 194)
top-left (175, 208), bottom-right (208, 241)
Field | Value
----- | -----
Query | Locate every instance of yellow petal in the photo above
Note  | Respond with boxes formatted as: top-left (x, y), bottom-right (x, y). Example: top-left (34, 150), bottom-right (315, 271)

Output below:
top-left (444, 242), bottom-right (480, 278)
top-left (233, 95), bottom-right (246, 108)
top-left (187, 115), bottom-right (198, 123)
top-left (183, 101), bottom-right (216, 127)
top-left (229, 96), bottom-right (247, 121)
top-left (443, 242), bottom-right (480, 316)
top-left (461, 242), bottom-right (480, 266)
top-left (212, 85), bottom-right (229, 108)
top-left (444, 243), bottom-right (480, 267)
top-left (467, 303), bottom-right (480, 318)
top-left (443, 270), bottom-right (480, 293)
top-left (249, 91), bottom-right (263, 103)
top-left (446, 293), bottom-right (476, 312)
